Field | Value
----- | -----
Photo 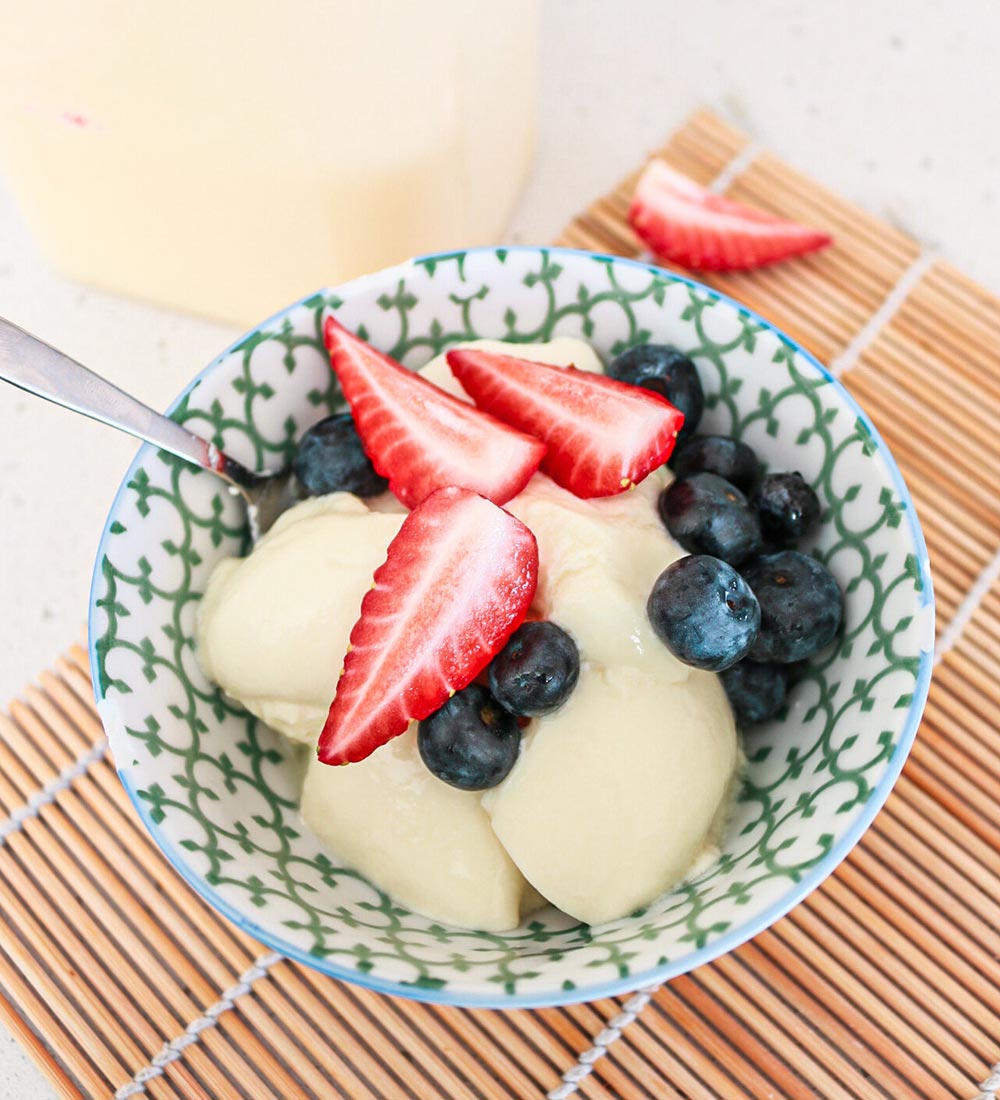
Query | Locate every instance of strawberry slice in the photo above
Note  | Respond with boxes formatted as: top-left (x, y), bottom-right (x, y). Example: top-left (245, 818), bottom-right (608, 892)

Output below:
top-left (446, 349), bottom-right (684, 498)
top-left (323, 315), bottom-right (546, 508)
top-left (318, 486), bottom-right (538, 766)
top-left (628, 160), bottom-right (832, 271)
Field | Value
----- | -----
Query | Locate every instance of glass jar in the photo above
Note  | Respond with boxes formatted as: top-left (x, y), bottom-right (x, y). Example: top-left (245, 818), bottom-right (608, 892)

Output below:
top-left (0, 0), bottom-right (538, 323)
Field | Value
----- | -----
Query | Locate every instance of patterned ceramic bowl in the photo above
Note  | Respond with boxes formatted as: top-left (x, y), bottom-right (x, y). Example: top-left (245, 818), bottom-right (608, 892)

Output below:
top-left (89, 247), bottom-right (934, 1008)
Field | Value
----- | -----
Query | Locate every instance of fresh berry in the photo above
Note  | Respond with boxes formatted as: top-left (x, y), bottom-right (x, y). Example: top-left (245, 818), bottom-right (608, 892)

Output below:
top-left (629, 160), bottom-right (832, 271)
top-left (317, 486), bottom-right (538, 766)
top-left (742, 550), bottom-right (842, 663)
top-left (658, 472), bottom-right (762, 565)
top-left (488, 621), bottom-right (580, 716)
top-left (418, 683), bottom-right (521, 790)
top-left (646, 555), bottom-right (760, 671)
top-left (446, 348), bottom-right (684, 498)
top-left (669, 434), bottom-right (760, 494)
top-left (293, 413), bottom-right (388, 498)
top-left (324, 316), bottom-right (545, 508)
top-left (752, 472), bottom-right (821, 545)
top-left (720, 661), bottom-right (788, 725)
top-left (607, 344), bottom-right (704, 435)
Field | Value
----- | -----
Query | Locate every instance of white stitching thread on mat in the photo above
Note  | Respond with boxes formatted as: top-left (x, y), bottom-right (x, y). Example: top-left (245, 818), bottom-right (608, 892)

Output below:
top-left (935, 544), bottom-right (1000, 666)
top-left (707, 139), bottom-right (764, 194)
top-left (0, 738), bottom-right (108, 844)
top-left (545, 985), bottom-right (660, 1100)
top-left (113, 951), bottom-right (282, 1100)
top-left (974, 1064), bottom-right (1000, 1100)
top-left (828, 250), bottom-right (936, 377)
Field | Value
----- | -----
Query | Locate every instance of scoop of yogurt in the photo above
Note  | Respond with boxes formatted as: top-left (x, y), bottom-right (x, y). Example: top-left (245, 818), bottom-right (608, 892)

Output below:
top-left (198, 491), bottom-right (405, 744)
top-left (196, 337), bottom-right (738, 930)
top-left (486, 472), bottom-right (738, 924)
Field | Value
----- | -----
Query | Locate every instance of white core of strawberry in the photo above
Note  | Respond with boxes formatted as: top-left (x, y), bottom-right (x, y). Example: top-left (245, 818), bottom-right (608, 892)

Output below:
top-left (635, 171), bottom-right (818, 240)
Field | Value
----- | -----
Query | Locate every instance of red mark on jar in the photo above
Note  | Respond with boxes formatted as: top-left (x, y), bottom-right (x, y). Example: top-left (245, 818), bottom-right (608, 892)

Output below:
top-left (61, 111), bottom-right (90, 128)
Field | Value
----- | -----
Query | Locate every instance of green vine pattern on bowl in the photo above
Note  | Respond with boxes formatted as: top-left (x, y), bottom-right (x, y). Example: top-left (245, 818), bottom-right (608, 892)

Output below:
top-left (90, 247), bottom-right (933, 1005)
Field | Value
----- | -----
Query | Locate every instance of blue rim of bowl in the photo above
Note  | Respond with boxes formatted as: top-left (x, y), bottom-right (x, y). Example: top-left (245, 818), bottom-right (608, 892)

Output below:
top-left (88, 245), bottom-right (935, 1009)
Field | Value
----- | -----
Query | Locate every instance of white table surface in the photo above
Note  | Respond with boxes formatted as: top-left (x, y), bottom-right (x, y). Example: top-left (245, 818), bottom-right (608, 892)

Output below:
top-left (1, 1), bottom-right (997, 1095)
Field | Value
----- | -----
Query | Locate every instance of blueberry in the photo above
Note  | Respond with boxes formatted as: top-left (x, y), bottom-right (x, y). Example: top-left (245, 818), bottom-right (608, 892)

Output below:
top-left (646, 555), bottom-right (760, 671)
top-left (658, 473), bottom-right (762, 566)
top-left (607, 344), bottom-right (704, 435)
top-left (293, 413), bottom-right (388, 497)
top-left (720, 661), bottom-right (788, 726)
top-left (752, 472), bottom-right (821, 545)
top-left (742, 551), bottom-right (842, 663)
top-left (418, 683), bottom-right (520, 790)
top-left (669, 435), bottom-right (761, 494)
top-left (489, 621), bottom-right (580, 716)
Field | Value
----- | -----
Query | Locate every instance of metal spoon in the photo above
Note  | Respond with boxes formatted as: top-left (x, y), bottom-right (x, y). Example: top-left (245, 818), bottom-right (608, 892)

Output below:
top-left (0, 316), bottom-right (301, 540)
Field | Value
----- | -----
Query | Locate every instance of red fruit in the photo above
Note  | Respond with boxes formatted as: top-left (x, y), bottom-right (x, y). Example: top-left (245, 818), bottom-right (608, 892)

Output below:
top-left (628, 160), bottom-right (832, 271)
top-left (323, 316), bottom-right (546, 508)
top-left (317, 486), bottom-right (538, 766)
top-left (446, 349), bottom-right (684, 498)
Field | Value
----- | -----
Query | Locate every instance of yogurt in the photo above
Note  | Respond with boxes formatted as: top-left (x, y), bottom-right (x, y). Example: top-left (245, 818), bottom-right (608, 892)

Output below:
top-left (196, 338), bottom-right (739, 929)
top-left (485, 474), bottom-right (738, 925)
top-left (198, 492), bottom-right (405, 744)
top-left (300, 726), bottom-right (536, 932)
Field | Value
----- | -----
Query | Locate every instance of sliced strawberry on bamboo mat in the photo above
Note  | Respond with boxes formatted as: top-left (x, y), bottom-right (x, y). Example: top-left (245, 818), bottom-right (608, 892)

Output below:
top-left (629, 159), bottom-right (831, 270)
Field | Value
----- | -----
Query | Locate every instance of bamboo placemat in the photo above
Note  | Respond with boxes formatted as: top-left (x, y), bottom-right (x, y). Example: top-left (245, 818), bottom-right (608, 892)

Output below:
top-left (1, 110), bottom-right (998, 1100)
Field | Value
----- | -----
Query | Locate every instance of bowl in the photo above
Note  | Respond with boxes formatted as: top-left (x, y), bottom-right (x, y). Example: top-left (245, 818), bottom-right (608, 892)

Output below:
top-left (89, 246), bottom-right (934, 1008)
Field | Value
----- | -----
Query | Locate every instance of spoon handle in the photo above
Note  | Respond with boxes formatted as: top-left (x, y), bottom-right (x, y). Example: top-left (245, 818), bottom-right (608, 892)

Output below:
top-left (0, 316), bottom-right (254, 484)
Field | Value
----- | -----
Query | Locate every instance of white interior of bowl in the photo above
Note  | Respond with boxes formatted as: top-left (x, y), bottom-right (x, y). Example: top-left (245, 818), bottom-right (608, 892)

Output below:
top-left (90, 247), bottom-right (934, 1006)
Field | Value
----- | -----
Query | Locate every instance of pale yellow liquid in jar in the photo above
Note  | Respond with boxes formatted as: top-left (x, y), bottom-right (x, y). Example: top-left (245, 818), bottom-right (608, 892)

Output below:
top-left (0, 0), bottom-right (537, 324)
